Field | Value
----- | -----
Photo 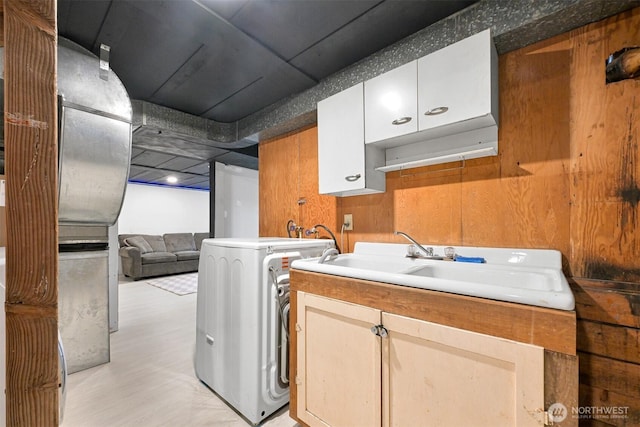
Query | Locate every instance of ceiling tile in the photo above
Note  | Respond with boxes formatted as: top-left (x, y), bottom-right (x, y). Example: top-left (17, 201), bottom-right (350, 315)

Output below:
top-left (183, 163), bottom-right (211, 175)
top-left (290, 0), bottom-right (476, 80)
top-left (156, 156), bottom-right (203, 171)
top-left (228, 0), bottom-right (381, 60)
top-left (131, 150), bottom-right (176, 167)
top-left (213, 152), bottom-right (259, 170)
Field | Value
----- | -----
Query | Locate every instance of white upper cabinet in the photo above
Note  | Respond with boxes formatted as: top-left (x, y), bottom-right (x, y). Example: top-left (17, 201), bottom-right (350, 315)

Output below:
top-left (364, 61), bottom-right (417, 144)
top-left (317, 83), bottom-right (385, 196)
top-left (366, 28), bottom-right (498, 172)
top-left (317, 28), bottom-right (499, 180)
top-left (418, 28), bottom-right (498, 135)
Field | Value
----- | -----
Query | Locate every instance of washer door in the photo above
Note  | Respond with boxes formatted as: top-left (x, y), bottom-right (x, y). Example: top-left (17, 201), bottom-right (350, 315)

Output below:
top-left (277, 286), bottom-right (290, 388)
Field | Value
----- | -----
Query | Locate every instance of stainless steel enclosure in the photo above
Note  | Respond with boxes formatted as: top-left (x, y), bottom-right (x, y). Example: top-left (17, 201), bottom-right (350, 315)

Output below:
top-left (58, 251), bottom-right (109, 374)
top-left (54, 38), bottom-right (132, 373)
top-left (57, 38), bottom-right (132, 226)
top-left (59, 107), bottom-right (131, 224)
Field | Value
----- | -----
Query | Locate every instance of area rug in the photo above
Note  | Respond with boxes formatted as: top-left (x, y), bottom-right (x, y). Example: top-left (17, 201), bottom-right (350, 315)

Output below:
top-left (146, 272), bottom-right (198, 296)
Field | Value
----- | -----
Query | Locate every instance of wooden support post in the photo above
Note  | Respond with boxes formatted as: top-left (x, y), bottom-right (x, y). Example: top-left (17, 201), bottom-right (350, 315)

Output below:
top-left (3, 0), bottom-right (59, 425)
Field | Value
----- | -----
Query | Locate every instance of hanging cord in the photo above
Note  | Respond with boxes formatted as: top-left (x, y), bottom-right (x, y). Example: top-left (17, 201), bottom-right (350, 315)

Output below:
top-left (270, 266), bottom-right (290, 340)
top-left (340, 223), bottom-right (346, 254)
top-left (313, 224), bottom-right (341, 253)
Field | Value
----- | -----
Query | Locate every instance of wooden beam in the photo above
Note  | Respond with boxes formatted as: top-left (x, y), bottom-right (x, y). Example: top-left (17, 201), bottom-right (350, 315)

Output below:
top-left (3, 0), bottom-right (58, 425)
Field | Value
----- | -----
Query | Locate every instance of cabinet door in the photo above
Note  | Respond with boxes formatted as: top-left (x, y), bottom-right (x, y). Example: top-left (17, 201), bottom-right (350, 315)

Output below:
top-left (296, 292), bottom-right (382, 427)
top-left (418, 29), bottom-right (496, 132)
top-left (382, 313), bottom-right (545, 427)
top-left (318, 83), bottom-right (366, 194)
top-left (364, 61), bottom-right (417, 144)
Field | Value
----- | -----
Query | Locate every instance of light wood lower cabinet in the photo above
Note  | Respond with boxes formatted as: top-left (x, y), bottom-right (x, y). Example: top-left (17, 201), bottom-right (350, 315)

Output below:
top-left (296, 292), bottom-right (547, 427)
top-left (382, 312), bottom-right (545, 426)
top-left (296, 292), bottom-right (381, 427)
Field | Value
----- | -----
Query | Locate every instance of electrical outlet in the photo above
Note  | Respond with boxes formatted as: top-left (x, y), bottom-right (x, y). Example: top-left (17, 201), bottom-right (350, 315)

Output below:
top-left (344, 214), bottom-right (353, 231)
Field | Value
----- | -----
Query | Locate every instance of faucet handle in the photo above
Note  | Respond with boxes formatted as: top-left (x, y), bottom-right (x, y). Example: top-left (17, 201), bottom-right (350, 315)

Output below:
top-left (406, 244), bottom-right (418, 257)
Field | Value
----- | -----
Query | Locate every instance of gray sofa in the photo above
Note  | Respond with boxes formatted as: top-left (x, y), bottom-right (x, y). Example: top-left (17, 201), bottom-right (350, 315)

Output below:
top-left (118, 232), bottom-right (209, 280)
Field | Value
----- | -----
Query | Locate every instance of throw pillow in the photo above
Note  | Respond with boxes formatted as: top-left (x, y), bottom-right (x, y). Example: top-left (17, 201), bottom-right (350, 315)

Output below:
top-left (124, 236), bottom-right (153, 254)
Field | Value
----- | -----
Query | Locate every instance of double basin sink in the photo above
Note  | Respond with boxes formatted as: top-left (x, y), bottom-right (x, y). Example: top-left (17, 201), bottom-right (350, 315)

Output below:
top-left (290, 242), bottom-right (575, 311)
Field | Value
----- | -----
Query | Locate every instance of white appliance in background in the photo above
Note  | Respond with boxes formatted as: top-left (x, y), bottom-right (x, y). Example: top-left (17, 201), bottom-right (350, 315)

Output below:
top-left (195, 238), bottom-right (334, 425)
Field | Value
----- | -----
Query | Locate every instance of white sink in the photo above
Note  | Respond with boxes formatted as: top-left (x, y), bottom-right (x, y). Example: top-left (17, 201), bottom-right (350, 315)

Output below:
top-left (290, 242), bottom-right (575, 311)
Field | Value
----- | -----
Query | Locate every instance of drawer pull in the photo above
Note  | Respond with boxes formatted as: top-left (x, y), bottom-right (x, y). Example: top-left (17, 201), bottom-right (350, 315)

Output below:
top-left (391, 116), bottom-right (412, 125)
top-left (424, 106), bottom-right (449, 116)
top-left (345, 174), bottom-right (362, 182)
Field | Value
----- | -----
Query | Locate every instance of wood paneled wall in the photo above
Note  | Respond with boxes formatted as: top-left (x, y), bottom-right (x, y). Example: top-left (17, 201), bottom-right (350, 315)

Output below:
top-left (259, 126), bottom-right (339, 240)
top-left (260, 8), bottom-right (640, 425)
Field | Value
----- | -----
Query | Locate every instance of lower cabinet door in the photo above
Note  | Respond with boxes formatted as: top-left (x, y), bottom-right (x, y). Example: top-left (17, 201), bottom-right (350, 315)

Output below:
top-left (296, 292), bottom-right (382, 427)
top-left (382, 312), bottom-right (546, 427)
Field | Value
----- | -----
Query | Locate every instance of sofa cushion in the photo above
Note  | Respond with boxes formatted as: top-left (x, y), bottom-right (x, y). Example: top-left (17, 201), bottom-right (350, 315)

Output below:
top-left (125, 236), bottom-right (153, 254)
top-left (194, 233), bottom-right (209, 250)
top-left (174, 250), bottom-right (200, 261)
top-left (164, 233), bottom-right (196, 253)
top-left (144, 235), bottom-right (167, 253)
top-left (141, 252), bottom-right (177, 264)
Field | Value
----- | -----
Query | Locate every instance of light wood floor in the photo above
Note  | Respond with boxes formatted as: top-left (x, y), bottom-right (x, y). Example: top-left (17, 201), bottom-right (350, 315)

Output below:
top-left (61, 277), bottom-right (298, 427)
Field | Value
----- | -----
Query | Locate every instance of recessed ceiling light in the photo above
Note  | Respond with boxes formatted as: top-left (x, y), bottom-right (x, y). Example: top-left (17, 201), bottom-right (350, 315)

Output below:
top-left (166, 176), bottom-right (178, 184)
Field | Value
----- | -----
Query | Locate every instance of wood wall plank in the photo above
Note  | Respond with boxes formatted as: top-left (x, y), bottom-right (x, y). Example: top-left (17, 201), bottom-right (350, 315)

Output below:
top-left (259, 126), bottom-right (339, 240)
top-left (4, 0), bottom-right (59, 424)
top-left (578, 352), bottom-right (640, 399)
top-left (545, 351), bottom-right (579, 426)
top-left (296, 126), bottom-right (339, 242)
top-left (579, 384), bottom-right (640, 427)
top-left (571, 279), bottom-right (640, 328)
top-left (259, 131), bottom-right (300, 237)
top-left (569, 10), bottom-right (640, 281)
top-left (577, 320), bottom-right (640, 364)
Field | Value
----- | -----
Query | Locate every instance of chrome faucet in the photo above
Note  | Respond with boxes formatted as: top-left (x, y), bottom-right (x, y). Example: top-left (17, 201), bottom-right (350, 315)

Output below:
top-left (394, 231), bottom-right (434, 258)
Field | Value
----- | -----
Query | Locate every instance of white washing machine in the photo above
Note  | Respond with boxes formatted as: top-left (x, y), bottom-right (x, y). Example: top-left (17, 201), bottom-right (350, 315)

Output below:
top-left (195, 238), bottom-right (333, 425)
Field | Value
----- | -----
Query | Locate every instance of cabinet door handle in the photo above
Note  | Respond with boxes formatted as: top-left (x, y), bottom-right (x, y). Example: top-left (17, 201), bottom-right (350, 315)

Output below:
top-left (370, 324), bottom-right (388, 338)
top-left (424, 106), bottom-right (449, 116)
top-left (345, 174), bottom-right (361, 182)
top-left (391, 116), bottom-right (412, 125)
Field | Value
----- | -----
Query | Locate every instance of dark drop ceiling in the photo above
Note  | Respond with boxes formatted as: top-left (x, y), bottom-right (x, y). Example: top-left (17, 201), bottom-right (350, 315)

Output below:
top-left (57, 0), bottom-right (476, 190)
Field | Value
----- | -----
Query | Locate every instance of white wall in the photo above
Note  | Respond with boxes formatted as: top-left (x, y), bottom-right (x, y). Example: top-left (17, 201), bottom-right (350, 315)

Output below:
top-left (118, 183), bottom-right (210, 235)
top-left (214, 163), bottom-right (259, 238)
top-left (118, 163), bottom-right (258, 238)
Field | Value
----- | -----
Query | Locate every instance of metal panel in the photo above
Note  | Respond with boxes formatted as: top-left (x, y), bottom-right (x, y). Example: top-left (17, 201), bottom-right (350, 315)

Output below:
top-left (58, 251), bottom-right (110, 374)
top-left (58, 107), bottom-right (132, 225)
top-left (58, 38), bottom-right (132, 121)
